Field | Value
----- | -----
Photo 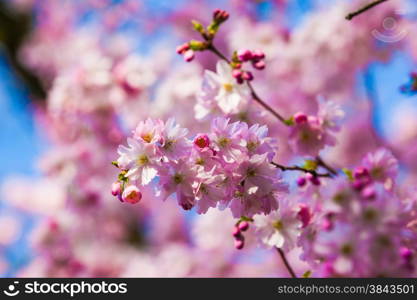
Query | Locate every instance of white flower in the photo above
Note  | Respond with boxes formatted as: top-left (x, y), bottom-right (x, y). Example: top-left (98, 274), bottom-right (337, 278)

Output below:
top-left (117, 137), bottom-right (159, 185)
top-left (253, 199), bottom-right (301, 251)
top-left (196, 61), bottom-right (250, 118)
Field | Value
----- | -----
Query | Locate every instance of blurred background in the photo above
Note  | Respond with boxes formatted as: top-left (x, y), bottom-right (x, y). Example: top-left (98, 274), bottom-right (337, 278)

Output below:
top-left (0, 0), bottom-right (416, 277)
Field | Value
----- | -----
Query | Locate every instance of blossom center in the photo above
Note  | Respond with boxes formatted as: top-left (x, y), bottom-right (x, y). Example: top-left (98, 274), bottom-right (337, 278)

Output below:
top-left (247, 141), bottom-right (258, 152)
top-left (141, 133), bottom-right (153, 143)
top-left (273, 220), bottom-right (283, 230)
top-left (223, 83), bottom-right (234, 92)
top-left (137, 154), bottom-right (149, 165)
top-left (218, 137), bottom-right (230, 148)
top-left (173, 173), bottom-right (184, 184)
top-left (341, 243), bottom-right (353, 256)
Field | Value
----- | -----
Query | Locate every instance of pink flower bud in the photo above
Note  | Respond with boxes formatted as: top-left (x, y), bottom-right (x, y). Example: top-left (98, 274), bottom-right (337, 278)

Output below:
top-left (194, 134), bottom-right (210, 149)
top-left (232, 69), bottom-right (243, 79)
top-left (213, 9), bottom-right (229, 22)
top-left (296, 176), bottom-right (307, 187)
top-left (176, 43), bottom-right (189, 54)
top-left (322, 218), bottom-right (333, 231)
top-left (352, 178), bottom-right (366, 190)
top-left (232, 226), bottom-right (241, 238)
top-left (253, 60), bottom-right (265, 70)
top-left (111, 181), bottom-right (121, 196)
top-left (309, 175), bottom-right (321, 186)
top-left (252, 49), bottom-right (265, 60)
top-left (294, 112), bottom-right (308, 124)
top-left (354, 167), bottom-right (369, 179)
top-left (297, 204), bottom-right (311, 228)
top-left (237, 49), bottom-right (252, 62)
top-left (361, 185), bottom-right (376, 200)
top-left (238, 221), bottom-right (249, 231)
top-left (242, 71), bottom-right (253, 81)
top-left (234, 239), bottom-right (244, 250)
top-left (122, 185), bottom-right (142, 204)
top-left (183, 50), bottom-right (195, 62)
top-left (400, 247), bottom-right (413, 261)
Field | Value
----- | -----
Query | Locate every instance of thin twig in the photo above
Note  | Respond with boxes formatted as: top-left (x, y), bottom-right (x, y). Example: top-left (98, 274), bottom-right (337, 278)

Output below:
top-left (271, 162), bottom-right (332, 178)
top-left (345, 0), bottom-right (389, 21)
top-left (247, 81), bottom-right (287, 125)
top-left (276, 247), bottom-right (297, 278)
top-left (207, 44), bottom-right (288, 126)
top-left (315, 156), bottom-right (338, 176)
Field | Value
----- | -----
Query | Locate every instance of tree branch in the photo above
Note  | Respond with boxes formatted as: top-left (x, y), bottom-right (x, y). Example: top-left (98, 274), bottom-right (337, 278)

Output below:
top-left (271, 162), bottom-right (332, 178)
top-left (345, 0), bottom-right (389, 21)
top-left (276, 247), bottom-right (297, 278)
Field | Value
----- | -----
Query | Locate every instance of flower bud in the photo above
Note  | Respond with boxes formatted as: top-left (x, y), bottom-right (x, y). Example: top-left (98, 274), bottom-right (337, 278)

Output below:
top-left (400, 247), bottom-right (413, 261)
top-left (242, 71), bottom-right (253, 81)
top-left (234, 239), bottom-right (244, 250)
top-left (294, 112), bottom-right (308, 124)
top-left (194, 134), bottom-right (210, 149)
top-left (296, 176), bottom-right (307, 187)
top-left (122, 185), bottom-right (142, 204)
top-left (253, 60), bottom-right (265, 70)
top-left (176, 43), bottom-right (189, 54)
top-left (232, 69), bottom-right (243, 79)
top-left (111, 181), bottom-right (121, 196)
top-left (252, 49), bottom-right (265, 60)
top-left (237, 49), bottom-right (252, 62)
top-left (361, 185), bottom-right (376, 200)
top-left (297, 204), bottom-right (311, 228)
top-left (232, 226), bottom-right (241, 238)
top-left (354, 167), bottom-right (369, 179)
top-left (183, 50), bottom-right (195, 62)
top-left (238, 221), bottom-right (249, 231)
top-left (213, 9), bottom-right (229, 23)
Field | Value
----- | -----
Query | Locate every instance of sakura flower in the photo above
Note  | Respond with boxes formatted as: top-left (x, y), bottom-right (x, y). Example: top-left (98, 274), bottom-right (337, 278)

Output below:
top-left (245, 124), bottom-right (276, 160)
top-left (363, 148), bottom-right (399, 189)
top-left (289, 101), bottom-right (344, 157)
top-left (158, 118), bottom-right (190, 161)
top-left (210, 117), bottom-right (247, 163)
top-left (289, 116), bottom-right (327, 156)
top-left (157, 160), bottom-right (196, 210)
top-left (253, 198), bottom-right (302, 252)
top-left (133, 118), bottom-right (164, 144)
top-left (117, 137), bottom-right (159, 185)
top-left (194, 169), bottom-right (226, 214)
top-left (196, 61), bottom-right (251, 118)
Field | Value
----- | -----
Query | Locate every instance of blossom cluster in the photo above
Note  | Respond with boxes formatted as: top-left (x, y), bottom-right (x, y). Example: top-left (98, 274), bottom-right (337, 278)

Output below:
top-left (114, 117), bottom-right (288, 218)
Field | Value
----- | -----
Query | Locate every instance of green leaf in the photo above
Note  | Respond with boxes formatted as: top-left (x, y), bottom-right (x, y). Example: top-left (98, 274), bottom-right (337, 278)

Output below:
top-left (304, 160), bottom-right (318, 171)
top-left (342, 168), bottom-right (354, 181)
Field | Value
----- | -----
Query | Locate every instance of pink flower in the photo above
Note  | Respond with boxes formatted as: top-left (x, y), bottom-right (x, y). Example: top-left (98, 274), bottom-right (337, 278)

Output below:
top-left (253, 198), bottom-right (301, 251)
top-left (117, 137), bottom-right (159, 185)
top-left (196, 61), bottom-right (251, 118)
top-left (209, 117), bottom-right (247, 163)
top-left (158, 118), bottom-right (190, 161)
top-left (133, 118), bottom-right (164, 144)
top-left (157, 160), bottom-right (196, 210)
top-left (363, 148), bottom-right (398, 189)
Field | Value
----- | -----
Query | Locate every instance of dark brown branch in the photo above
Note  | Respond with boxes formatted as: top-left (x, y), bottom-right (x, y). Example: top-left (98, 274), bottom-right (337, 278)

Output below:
top-left (276, 247), bottom-right (297, 278)
top-left (247, 81), bottom-right (287, 125)
top-left (345, 0), bottom-right (389, 21)
top-left (271, 162), bottom-right (333, 178)
top-left (315, 156), bottom-right (338, 176)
